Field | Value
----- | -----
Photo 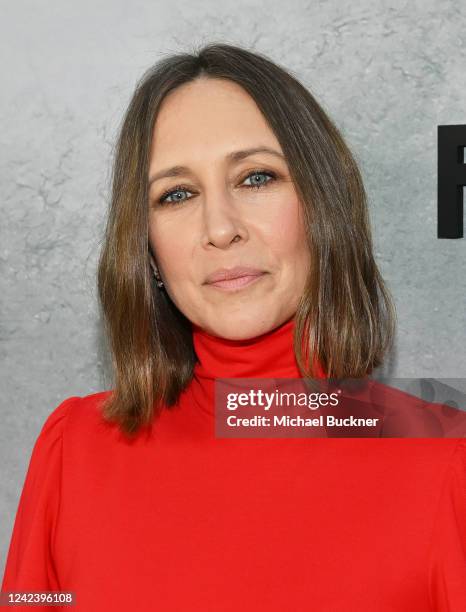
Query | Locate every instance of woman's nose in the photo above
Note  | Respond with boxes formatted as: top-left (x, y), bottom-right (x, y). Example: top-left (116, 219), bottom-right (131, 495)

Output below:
top-left (200, 188), bottom-right (248, 249)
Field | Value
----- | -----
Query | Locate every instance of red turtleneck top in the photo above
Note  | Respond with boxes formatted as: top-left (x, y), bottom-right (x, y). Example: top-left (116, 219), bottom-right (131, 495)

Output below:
top-left (2, 317), bottom-right (465, 611)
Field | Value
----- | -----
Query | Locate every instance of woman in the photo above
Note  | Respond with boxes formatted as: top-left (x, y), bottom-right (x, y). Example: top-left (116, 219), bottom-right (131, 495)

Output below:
top-left (2, 43), bottom-right (465, 611)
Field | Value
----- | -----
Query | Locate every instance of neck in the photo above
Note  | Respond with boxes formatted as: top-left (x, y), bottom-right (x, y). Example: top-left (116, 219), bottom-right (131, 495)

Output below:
top-left (189, 316), bottom-right (325, 415)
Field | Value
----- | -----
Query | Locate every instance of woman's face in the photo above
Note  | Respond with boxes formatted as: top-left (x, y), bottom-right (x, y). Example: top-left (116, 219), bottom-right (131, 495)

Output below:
top-left (148, 77), bottom-right (311, 340)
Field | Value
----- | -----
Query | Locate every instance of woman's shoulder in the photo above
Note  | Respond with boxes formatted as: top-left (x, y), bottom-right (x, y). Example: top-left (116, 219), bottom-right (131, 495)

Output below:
top-left (434, 437), bottom-right (466, 484)
top-left (428, 436), bottom-right (466, 606)
top-left (444, 437), bottom-right (466, 483)
top-left (38, 390), bottom-right (115, 447)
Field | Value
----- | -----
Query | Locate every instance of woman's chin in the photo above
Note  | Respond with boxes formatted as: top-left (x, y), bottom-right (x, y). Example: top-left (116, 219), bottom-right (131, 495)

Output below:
top-left (198, 317), bottom-right (278, 341)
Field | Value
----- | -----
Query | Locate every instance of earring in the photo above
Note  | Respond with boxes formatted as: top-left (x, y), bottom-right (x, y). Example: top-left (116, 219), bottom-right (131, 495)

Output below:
top-left (153, 266), bottom-right (164, 289)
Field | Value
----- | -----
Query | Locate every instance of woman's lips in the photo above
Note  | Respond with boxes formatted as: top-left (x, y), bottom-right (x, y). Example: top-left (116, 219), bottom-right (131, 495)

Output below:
top-left (206, 272), bottom-right (266, 291)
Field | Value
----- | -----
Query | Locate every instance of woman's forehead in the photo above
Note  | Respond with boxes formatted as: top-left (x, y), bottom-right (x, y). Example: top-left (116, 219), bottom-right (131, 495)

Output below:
top-left (149, 79), bottom-right (280, 168)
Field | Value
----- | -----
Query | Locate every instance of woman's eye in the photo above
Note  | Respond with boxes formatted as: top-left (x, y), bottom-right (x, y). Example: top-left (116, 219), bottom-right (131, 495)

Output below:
top-left (242, 170), bottom-right (276, 189)
top-left (158, 186), bottom-right (194, 205)
top-left (156, 170), bottom-right (276, 206)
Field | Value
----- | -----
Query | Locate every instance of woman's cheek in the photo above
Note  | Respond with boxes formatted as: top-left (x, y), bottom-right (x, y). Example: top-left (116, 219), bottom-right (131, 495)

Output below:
top-left (273, 200), bottom-right (304, 255)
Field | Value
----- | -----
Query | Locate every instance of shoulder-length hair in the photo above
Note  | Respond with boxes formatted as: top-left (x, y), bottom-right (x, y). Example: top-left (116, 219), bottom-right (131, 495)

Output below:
top-left (97, 42), bottom-right (396, 437)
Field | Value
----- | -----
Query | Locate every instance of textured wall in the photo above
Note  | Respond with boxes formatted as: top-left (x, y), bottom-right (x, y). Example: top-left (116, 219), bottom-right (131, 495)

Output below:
top-left (1, 0), bottom-right (465, 573)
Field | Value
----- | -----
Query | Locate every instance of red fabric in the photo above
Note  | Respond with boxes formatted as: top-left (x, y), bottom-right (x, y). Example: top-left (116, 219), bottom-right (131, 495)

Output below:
top-left (2, 316), bottom-right (465, 610)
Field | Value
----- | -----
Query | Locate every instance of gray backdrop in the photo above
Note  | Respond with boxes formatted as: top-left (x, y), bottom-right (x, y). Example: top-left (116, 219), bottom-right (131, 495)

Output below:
top-left (1, 0), bottom-right (465, 576)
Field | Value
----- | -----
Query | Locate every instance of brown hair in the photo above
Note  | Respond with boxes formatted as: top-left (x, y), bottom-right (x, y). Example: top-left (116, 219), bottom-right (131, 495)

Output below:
top-left (97, 42), bottom-right (396, 437)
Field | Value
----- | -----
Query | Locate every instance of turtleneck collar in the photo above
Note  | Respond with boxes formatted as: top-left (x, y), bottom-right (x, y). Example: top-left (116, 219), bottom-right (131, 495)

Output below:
top-left (189, 316), bottom-right (326, 416)
top-left (193, 316), bottom-right (304, 379)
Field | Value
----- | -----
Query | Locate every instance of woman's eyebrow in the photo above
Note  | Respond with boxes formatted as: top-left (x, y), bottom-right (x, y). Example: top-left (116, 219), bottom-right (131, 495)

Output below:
top-left (148, 146), bottom-right (285, 187)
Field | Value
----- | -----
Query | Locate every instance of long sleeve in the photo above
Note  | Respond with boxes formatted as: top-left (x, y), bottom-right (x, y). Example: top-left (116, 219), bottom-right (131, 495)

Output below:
top-left (1, 396), bottom-right (79, 604)
top-left (428, 438), bottom-right (466, 611)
